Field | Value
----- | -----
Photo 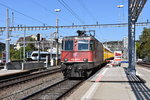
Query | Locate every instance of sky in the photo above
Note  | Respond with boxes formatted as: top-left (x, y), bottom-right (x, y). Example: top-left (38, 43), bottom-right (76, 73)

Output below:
top-left (0, 0), bottom-right (150, 44)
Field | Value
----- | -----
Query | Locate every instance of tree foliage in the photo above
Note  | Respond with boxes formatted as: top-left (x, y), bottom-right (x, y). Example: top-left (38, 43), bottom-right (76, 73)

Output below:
top-left (136, 28), bottom-right (150, 60)
top-left (10, 37), bottom-right (37, 60)
top-left (0, 53), bottom-right (2, 58)
top-left (10, 46), bottom-right (20, 60)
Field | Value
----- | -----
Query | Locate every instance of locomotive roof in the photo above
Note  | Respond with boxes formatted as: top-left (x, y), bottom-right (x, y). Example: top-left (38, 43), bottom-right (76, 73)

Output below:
top-left (63, 35), bottom-right (95, 40)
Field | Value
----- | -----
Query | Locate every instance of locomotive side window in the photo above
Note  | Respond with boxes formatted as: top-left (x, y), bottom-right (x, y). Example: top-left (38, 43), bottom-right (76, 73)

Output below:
top-left (64, 40), bottom-right (73, 50)
top-left (90, 40), bottom-right (94, 50)
top-left (78, 40), bottom-right (89, 50)
top-left (62, 40), bottom-right (64, 50)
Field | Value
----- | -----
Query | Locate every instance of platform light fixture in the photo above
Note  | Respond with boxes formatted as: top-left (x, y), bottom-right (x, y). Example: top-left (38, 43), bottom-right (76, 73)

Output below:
top-left (54, 9), bottom-right (61, 12)
top-left (117, 5), bottom-right (124, 8)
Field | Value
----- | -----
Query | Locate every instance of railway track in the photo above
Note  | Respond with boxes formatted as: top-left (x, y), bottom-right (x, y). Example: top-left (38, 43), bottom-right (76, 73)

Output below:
top-left (0, 68), bottom-right (61, 89)
top-left (0, 67), bottom-right (47, 80)
top-left (0, 68), bottom-right (64, 100)
top-left (21, 79), bottom-right (84, 100)
top-left (137, 62), bottom-right (150, 68)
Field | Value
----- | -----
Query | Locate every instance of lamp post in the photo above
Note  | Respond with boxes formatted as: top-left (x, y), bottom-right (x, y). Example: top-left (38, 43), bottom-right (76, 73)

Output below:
top-left (117, 5), bottom-right (124, 52)
top-left (54, 9), bottom-right (61, 66)
top-left (117, 5), bottom-right (124, 23)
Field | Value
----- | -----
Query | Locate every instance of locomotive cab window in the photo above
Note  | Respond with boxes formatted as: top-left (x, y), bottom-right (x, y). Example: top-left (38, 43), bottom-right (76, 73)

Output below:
top-left (78, 40), bottom-right (89, 50)
top-left (90, 40), bottom-right (94, 50)
top-left (64, 40), bottom-right (73, 50)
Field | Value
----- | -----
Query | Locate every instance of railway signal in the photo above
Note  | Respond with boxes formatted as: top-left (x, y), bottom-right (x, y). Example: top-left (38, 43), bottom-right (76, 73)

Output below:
top-left (37, 33), bottom-right (41, 62)
top-left (37, 33), bottom-right (41, 41)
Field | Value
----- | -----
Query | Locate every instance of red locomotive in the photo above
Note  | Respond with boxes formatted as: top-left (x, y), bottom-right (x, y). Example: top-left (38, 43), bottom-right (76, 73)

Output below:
top-left (61, 30), bottom-right (106, 78)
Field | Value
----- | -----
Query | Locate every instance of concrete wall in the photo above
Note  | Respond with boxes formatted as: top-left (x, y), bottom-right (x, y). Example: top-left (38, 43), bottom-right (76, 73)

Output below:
top-left (7, 62), bottom-right (22, 70)
top-left (7, 61), bottom-right (45, 70)
top-left (23, 62), bottom-right (44, 70)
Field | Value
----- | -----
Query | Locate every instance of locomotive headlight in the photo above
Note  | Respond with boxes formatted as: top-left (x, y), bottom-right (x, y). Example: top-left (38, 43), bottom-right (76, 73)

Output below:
top-left (83, 58), bottom-right (88, 62)
top-left (64, 58), bottom-right (68, 62)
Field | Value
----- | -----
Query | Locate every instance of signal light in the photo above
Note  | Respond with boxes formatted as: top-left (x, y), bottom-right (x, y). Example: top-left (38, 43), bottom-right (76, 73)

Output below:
top-left (37, 33), bottom-right (41, 41)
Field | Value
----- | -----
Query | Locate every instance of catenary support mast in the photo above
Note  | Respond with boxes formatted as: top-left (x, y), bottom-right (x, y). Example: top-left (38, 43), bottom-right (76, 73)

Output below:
top-left (128, 0), bottom-right (147, 75)
top-left (4, 8), bottom-right (10, 70)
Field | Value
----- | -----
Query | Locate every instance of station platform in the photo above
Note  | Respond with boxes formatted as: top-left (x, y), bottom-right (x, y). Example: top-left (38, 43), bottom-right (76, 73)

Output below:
top-left (67, 63), bottom-right (150, 100)
top-left (0, 70), bottom-right (30, 80)
top-left (0, 66), bottom-right (60, 80)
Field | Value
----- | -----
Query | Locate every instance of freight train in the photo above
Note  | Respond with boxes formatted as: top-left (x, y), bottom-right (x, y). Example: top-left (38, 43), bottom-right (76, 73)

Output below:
top-left (61, 30), bottom-right (114, 78)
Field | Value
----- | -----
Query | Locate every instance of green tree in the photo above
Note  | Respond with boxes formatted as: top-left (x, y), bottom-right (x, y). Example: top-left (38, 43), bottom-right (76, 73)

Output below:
top-left (10, 37), bottom-right (37, 60)
top-left (0, 53), bottom-right (2, 58)
top-left (136, 41), bottom-right (141, 58)
top-left (137, 28), bottom-right (150, 60)
top-left (25, 37), bottom-right (37, 53)
top-left (10, 47), bottom-right (20, 60)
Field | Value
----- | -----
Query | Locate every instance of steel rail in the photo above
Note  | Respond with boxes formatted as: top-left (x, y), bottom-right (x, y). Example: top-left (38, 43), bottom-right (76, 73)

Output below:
top-left (137, 62), bottom-right (150, 68)
top-left (21, 79), bottom-right (84, 100)
top-left (0, 68), bottom-right (61, 89)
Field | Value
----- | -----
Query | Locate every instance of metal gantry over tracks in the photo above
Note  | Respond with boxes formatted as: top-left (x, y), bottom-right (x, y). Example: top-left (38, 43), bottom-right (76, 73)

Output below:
top-left (0, 22), bottom-right (150, 32)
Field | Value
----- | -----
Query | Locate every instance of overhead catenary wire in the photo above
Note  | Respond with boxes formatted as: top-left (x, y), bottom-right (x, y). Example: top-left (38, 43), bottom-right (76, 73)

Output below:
top-left (0, 2), bottom-right (46, 25)
top-left (57, 0), bottom-right (85, 24)
top-left (77, 0), bottom-right (97, 22)
top-left (31, 0), bottom-right (71, 25)
top-left (32, 0), bottom-right (52, 14)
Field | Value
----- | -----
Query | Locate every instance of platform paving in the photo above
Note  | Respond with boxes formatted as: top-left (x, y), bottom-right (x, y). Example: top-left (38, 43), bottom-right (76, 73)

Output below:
top-left (0, 70), bottom-right (28, 77)
top-left (0, 66), bottom-right (60, 78)
top-left (66, 63), bottom-right (150, 100)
